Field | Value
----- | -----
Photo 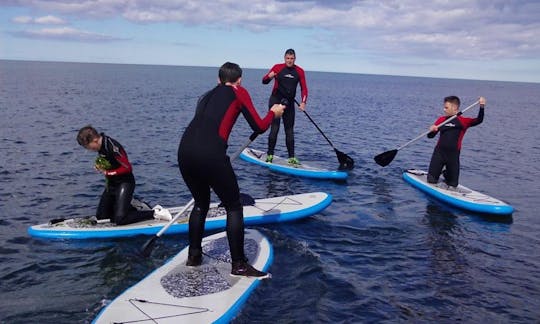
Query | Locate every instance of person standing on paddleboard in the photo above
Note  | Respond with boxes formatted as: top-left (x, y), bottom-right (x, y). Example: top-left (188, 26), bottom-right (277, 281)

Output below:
top-left (77, 126), bottom-right (154, 225)
top-left (178, 62), bottom-right (285, 278)
top-left (262, 48), bottom-right (308, 165)
top-left (426, 96), bottom-right (485, 188)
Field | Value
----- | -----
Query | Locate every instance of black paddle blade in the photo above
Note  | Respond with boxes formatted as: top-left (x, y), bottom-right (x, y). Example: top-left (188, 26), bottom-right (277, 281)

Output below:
top-left (374, 149), bottom-right (398, 167)
top-left (336, 149), bottom-right (354, 170)
top-left (141, 236), bottom-right (158, 258)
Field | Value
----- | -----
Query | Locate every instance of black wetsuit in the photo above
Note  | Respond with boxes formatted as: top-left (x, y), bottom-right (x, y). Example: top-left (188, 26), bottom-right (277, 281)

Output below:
top-left (427, 107), bottom-right (484, 187)
top-left (96, 134), bottom-right (153, 225)
top-left (263, 63), bottom-right (308, 158)
top-left (177, 84), bottom-right (274, 262)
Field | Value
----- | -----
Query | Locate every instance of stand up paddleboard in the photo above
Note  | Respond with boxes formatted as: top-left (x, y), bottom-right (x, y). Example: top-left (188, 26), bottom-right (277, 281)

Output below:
top-left (240, 148), bottom-right (348, 180)
top-left (93, 229), bottom-right (272, 324)
top-left (403, 169), bottom-right (513, 215)
top-left (28, 192), bottom-right (332, 239)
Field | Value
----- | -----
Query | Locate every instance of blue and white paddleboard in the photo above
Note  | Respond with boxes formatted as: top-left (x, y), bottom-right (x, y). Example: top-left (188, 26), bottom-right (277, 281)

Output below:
top-left (240, 148), bottom-right (348, 180)
top-left (28, 192), bottom-right (332, 239)
top-left (93, 229), bottom-right (272, 324)
top-left (403, 169), bottom-right (513, 215)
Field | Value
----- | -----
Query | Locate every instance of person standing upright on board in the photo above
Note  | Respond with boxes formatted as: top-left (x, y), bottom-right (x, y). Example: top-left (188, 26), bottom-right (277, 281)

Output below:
top-left (426, 96), bottom-right (486, 188)
top-left (178, 62), bottom-right (285, 278)
top-left (77, 126), bottom-right (156, 225)
top-left (262, 48), bottom-right (308, 165)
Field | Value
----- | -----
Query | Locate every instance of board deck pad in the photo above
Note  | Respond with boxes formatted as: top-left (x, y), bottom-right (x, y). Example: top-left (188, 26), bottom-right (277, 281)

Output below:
top-left (240, 148), bottom-right (348, 180)
top-left (29, 192), bottom-right (332, 239)
top-left (93, 229), bottom-right (272, 324)
top-left (403, 169), bottom-right (513, 215)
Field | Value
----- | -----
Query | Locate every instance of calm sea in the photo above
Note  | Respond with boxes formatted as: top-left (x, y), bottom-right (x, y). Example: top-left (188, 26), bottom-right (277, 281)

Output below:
top-left (1, 60), bottom-right (539, 323)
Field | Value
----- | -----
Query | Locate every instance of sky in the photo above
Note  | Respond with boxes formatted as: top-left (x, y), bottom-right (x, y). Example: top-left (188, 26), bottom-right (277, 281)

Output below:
top-left (1, 0), bottom-right (539, 83)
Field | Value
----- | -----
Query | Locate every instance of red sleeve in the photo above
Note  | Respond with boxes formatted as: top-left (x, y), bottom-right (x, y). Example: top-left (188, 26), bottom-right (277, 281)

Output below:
top-left (233, 85), bottom-right (274, 132)
top-left (296, 66), bottom-right (308, 103)
top-left (434, 116), bottom-right (447, 126)
top-left (105, 148), bottom-right (132, 176)
top-left (262, 64), bottom-right (279, 84)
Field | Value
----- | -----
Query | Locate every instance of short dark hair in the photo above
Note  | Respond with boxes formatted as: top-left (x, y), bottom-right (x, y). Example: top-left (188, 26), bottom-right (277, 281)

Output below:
top-left (285, 48), bottom-right (296, 56)
top-left (444, 95), bottom-right (460, 107)
top-left (77, 125), bottom-right (99, 146)
top-left (218, 62), bottom-right (242, 84)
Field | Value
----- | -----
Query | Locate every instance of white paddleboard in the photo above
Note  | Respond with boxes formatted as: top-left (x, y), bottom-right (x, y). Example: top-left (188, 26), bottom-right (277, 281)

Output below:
top-left (240, 148), bottom-right (348, 180)
top-left (93, 229), bottom-right (272, 323)
top-left (403, 169), bottom-right (513, 215)
top-left (28, 192), bottom-right (332, 239)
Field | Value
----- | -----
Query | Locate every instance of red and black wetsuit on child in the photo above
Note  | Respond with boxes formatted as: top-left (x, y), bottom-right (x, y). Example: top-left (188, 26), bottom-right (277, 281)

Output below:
top-left (96, 134), bottom-right (153, 225)
top-left (427, 107), bottom-right (484, 187)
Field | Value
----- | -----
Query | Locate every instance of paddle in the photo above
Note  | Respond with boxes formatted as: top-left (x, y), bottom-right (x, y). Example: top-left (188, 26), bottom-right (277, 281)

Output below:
top-left (141, 132), bottom-right (260, 257)
top-left (374, 100), bottom-right (480, 167)
top-left (292, 98), bottom-right (355, 170)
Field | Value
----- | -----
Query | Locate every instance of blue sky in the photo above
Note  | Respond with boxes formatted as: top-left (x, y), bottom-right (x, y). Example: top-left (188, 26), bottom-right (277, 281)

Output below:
top-left (1, 0), bottom-right (539, 83)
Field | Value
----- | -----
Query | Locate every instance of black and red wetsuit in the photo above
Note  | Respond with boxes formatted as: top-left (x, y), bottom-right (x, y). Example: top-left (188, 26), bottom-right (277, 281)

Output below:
top-left (262, 63), bottom-right (308, 157)
top-left (96, 134), bottom-right (153, 225)
top-left (427, 107), bottom-right (484, 187)
top-left (177, 84), bottom-right (274, 262)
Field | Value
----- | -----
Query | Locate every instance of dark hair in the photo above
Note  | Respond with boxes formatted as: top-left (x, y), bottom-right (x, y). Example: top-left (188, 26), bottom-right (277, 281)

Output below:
top-left (218, 62), bottom-right (242, 84)
top-left (285, 48), bottom-right (296, 56)
top-left (77, 125), bottom-right (99, 146)
top-left (444, 95), bottom-right (460, 107)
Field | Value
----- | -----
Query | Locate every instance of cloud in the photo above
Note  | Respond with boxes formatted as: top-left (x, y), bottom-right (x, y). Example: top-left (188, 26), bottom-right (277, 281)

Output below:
top-left (12, 14), bottom-right (66, 24)
top-left (4, 0), bottom-right (540, 60)
top-left (10, 27), bottom-right (128, 42)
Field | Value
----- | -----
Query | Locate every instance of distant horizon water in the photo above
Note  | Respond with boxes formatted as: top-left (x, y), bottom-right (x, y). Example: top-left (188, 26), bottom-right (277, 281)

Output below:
top-left (2, 58), bottom-right (537, 85)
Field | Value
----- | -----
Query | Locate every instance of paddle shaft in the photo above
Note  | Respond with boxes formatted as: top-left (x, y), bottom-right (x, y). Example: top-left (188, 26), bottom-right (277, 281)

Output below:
top-left (396, 100), bottom-right (480, 151)
top-left (152, 132), bottom-right (259, 239)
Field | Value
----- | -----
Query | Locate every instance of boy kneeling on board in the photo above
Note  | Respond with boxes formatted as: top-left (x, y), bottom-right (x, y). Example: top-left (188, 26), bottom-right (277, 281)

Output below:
top-left (77, 125), bottom-right (162, 225)
top-left (427, 96), bottom-right (485, 189)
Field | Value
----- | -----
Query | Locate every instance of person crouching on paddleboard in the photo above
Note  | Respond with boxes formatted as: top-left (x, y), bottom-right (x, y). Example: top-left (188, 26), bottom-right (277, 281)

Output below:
top-left (426, 96), bottom-right (485, 189)
top-left (178, 62), bottom-right (285, 278)
top-left (77, 125), bottom-right (155, 225)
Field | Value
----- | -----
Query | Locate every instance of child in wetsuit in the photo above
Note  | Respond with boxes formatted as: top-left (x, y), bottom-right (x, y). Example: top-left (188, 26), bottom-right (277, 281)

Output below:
top-left (77, 125), bottom-right (154, 225)
top-left (427, 96), bottom-right (485, 188)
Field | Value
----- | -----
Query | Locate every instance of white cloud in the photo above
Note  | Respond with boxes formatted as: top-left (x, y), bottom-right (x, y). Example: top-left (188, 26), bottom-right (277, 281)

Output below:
top-left (4, 0), bottom-right (540, 60)
top-left (12, 14), bottom-right (66, 25)
top-left (10, 27), bottom-right (128, 42)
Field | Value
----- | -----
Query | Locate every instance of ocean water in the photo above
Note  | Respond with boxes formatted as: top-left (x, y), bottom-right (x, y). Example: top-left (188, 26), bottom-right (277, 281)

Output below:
top-left (1, 60), bottom-right (539, 323)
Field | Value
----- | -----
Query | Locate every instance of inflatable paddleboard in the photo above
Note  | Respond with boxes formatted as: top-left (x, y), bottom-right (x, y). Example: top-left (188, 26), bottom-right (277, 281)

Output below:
top-left (93, 229), bottom-right (272, 324)
top-left (240, 148), bottom-right (348, 180)
top-left (28, 192), bottom-right (332, 239)
top-left (403, 169), bottom-right (513, 215)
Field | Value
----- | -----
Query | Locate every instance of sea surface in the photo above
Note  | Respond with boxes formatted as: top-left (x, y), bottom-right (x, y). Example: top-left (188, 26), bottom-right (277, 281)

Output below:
top-left (1, 60), bottom-right (539, 323)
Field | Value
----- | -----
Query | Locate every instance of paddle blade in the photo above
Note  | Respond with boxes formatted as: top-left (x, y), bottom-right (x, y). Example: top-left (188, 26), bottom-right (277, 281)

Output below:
top-left (335, 149), bottom-right (355, 170)
top-left (374, 149), bottom-right (398, 167)
top-left (141, 236), bottom-right (158, 258)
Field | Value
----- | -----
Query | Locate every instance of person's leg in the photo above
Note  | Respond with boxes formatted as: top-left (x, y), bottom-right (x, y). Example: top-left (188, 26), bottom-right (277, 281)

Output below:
top-left (112, 181), bottom-right (137, 225)
top-left (267, 117), bottom-right (280, 157)
top-left (282, 104), bottom-right (296, 158)
top-left (444, 151), bottom-right (460, 187)
top-left (210, 157), bottom-right (269, 278)
top-left (427, 148), bottom-right (444, 184)
top-left (179, 153), bottom-right (210, 265)
top-left (96, 187), bottom-right (114, 220)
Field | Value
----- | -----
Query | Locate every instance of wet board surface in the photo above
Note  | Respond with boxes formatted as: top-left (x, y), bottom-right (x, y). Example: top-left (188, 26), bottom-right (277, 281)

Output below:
top-left (28, 192), bottom-right (332, 239)
top-left (93, 229), bottom-right (272, 324)
top-left (240, 148), bottom-right (348, 180)
top-left (403, 169), bottom-right (513, 215)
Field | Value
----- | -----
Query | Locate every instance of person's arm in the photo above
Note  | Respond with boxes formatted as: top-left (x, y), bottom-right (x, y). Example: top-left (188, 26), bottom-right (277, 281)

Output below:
top-left (262, 64), bottom-right (279, 84)
top-left (297, 66), bottom-right (308, 110)
top-left (468, 96), bottom-right (485, 127)
top-left (102, 139), bottom-right (132, 176)
top-left (233, 86), bottom-right (283, 133)
top-left (427, 117), bottom-right (445, 138)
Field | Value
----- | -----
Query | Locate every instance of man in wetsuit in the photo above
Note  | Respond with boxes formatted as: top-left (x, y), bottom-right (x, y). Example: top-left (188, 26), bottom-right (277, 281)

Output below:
top-left (262, 48), bottom-right (308, 165)
top-left (178, 62), bottom-right (285, 278)
top-left (77, 125), bottom-right (154, 225)
top-left (427, 96), bottom-right (486, 188)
